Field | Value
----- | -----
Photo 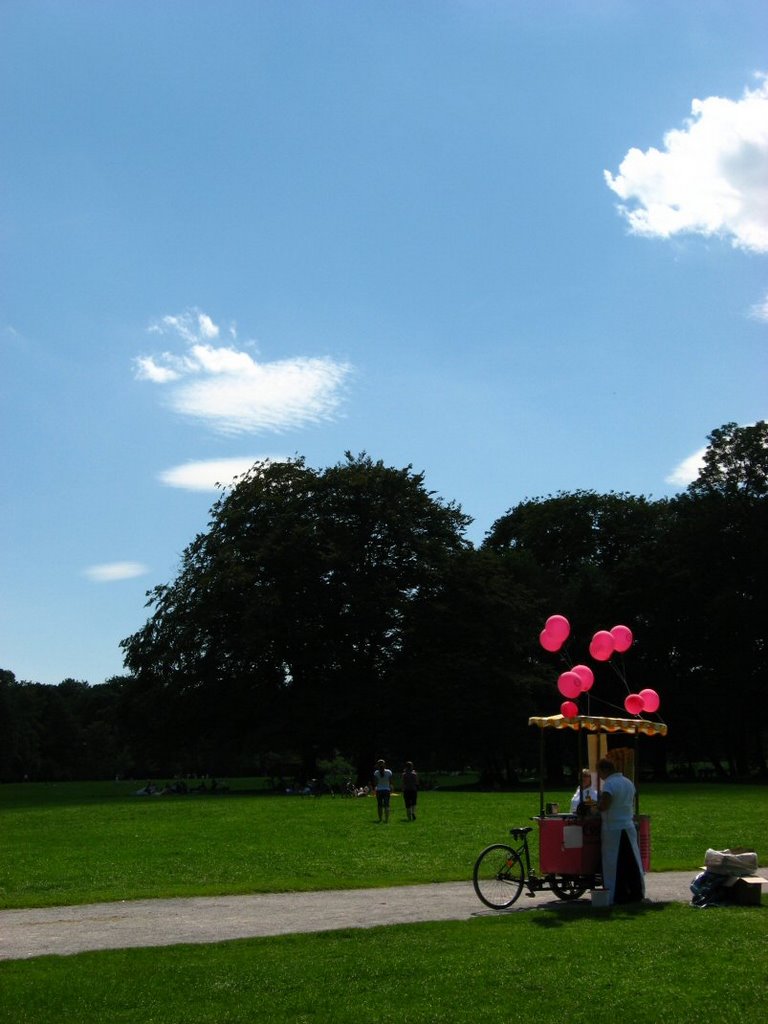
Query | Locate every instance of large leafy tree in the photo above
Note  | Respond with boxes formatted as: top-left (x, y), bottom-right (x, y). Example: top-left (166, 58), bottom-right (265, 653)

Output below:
top-left (647, 422), bottom-right (768, 776)
top-left (483, 491), bottom-right (664, 664)
top-left (687, 420), bottom-right (768, 498)
top-left (483, 491), bottom-right (669, 775)
top-left (480, 425), bottom-right (768, 777)
top-left (121, 454), bottom-right (471, 773)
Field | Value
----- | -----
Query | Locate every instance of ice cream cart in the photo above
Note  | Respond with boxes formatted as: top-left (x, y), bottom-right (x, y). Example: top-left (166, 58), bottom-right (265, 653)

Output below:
top-left (472, 712), bottom-right (667, 908)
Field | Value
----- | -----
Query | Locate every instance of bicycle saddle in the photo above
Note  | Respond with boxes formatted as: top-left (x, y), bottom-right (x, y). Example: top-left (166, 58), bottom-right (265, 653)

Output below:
top-left (509, 826), bottom-right (533, 839)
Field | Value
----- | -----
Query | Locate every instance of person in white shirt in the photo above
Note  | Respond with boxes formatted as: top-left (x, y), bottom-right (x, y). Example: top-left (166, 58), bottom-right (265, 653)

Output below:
top-left (372, 759), bottom-right (393, 823)
top-left (597, 757), bottom-right (645, 904)
top-left (570, 769), bottom-right (598, 814)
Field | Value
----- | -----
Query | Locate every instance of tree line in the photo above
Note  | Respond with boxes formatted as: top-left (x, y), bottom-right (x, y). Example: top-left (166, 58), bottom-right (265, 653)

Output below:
top-left (1, 421), bottom-right (766, 784)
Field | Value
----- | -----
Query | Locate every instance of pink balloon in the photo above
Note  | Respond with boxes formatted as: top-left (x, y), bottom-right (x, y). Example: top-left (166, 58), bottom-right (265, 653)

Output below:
top-left (639, 688), bottom-right (660, 713)
top-left (557, 671), bottom-right (582, 699)
top-left (561, 700), bottom-right (579, 718)
top-left (589, 630), bottom-right (615, 662)
top-left (539, 629), bottom-right (562, 653)
top-left (571, 664), bottom-right (594, 692)
top-left (611, 625), bottom-right (633, 653)
top-left (545, 614), bottom-right (571, 643)
top-left (624, 693), bottom-right (644, 715)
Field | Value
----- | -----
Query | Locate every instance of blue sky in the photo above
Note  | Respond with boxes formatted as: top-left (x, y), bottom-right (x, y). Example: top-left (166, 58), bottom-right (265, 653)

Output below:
top-left (2, 0), bottom-right (767, 686)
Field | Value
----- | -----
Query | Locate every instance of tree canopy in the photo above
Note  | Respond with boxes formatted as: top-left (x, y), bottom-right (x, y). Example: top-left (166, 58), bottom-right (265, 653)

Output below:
top-left (120, 453), bottom-right (474, 774)
top-left (3, 423), bottom-right (766, 783)
top-left (687, 420), bottom-right (768, 498)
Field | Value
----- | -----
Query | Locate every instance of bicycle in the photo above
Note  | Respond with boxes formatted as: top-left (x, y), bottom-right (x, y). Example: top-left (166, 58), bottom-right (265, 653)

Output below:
top-left (472, 825), bottom-right (595, 909)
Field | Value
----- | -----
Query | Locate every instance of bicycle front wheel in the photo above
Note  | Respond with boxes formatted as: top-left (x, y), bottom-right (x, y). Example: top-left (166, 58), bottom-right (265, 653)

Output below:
top-left (473, 844), bottom-right (525, 909)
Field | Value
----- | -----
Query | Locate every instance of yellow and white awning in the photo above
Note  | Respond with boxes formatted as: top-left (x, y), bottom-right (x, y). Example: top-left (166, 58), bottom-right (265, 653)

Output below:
top-left (528, 713), bottom-right (667, 737)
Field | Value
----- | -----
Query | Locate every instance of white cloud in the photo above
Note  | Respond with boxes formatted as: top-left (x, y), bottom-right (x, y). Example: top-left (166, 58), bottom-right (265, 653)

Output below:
top-left (83, 562), bottom-right (149, 583)
top-left (605, 76), bottom-right (768, 253)
top-left (135, 309), bottom-right (352, 434)
top-left (197, 313), bottom-right (220, 340)
top-left (134, 356), bottom-right (181, 383)
top-left (750, 292), bottom-right (768, 321)
top-left (148, 309), bottom-right (219, 345)
top-left (158, 456), bottom-right (286, 492)
top-left (665, 446), bottom-right (707, 487)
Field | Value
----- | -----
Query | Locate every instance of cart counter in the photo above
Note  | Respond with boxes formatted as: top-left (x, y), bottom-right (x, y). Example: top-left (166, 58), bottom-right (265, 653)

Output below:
top-left (537, 814), bottom-right (651, 875)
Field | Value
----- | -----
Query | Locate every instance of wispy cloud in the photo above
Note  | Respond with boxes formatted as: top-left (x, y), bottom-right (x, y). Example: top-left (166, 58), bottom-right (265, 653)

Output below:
top-left (750, 292), bottom-right (768, 322)
top-left (83, 562), bottom-right (149, 583)
top-left (158, 456), bottom-right (286, 492)
top-left (605, 75), bottom-right (768, 254)
top-left (665, 446), bottom-right (707, 488)
top-left (135, 308), bottom-right (353, 435)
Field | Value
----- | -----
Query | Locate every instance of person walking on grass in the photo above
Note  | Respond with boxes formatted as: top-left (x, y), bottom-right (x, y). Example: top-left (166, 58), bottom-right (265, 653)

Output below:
top-left (372, 759), bottom-right (393, 823)
top-left (401, 761), bottom-right (419, 821)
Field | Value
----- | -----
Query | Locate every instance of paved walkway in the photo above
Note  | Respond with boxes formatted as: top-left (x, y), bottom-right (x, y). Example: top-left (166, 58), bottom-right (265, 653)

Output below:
top-left (0, 872), bottom-right (696, 961)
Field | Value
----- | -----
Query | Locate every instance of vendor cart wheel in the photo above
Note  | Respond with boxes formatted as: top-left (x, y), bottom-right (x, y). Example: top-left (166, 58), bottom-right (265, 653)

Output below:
top-left (549, 875), bottom-right (588, 901)
top-left (473, 845), bottom-right (525, 909)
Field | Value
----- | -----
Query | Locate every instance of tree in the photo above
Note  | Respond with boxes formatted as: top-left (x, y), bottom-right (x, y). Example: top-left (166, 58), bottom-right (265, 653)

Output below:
top-left (486, 492), bottom-right (667, 776)
top-left (121, 454), bottom-right (471, 774)
top-left (687, 421), bottom-right (768, 498)
top-left (483, 491), bottom-right (664, 661)
top-left (647, 422), bottom-right (768, 776)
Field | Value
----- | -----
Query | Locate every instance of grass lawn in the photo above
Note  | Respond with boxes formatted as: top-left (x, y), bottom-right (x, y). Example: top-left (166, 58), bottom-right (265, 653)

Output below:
top-left (0, 780), bottom-right (766, 909)
top-left (1, 903), bottom-right (766, 1023)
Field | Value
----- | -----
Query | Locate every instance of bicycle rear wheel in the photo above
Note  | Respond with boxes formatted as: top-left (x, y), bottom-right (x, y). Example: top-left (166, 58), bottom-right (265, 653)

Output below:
top-left (473, 844), bottom-right (525, 909)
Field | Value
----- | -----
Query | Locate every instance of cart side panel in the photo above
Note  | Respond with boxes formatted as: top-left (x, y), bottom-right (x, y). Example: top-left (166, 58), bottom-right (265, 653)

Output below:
top-left (539, 815), bottom-right (651, 874)
top-left (538, 817), bottom-right (601, 874)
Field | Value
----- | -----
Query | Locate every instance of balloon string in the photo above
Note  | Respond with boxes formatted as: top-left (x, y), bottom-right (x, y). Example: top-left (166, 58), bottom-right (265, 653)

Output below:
top-left (594, 695), bottom-right (645, 718)
top-left (608, 657), bottom-right (629, 691)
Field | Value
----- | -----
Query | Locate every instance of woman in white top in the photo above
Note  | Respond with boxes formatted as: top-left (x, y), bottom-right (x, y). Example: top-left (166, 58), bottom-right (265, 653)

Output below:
top-left (569, 769), bottom-right (598, 813)
top-left (372, 759), bottom-right (393, 823)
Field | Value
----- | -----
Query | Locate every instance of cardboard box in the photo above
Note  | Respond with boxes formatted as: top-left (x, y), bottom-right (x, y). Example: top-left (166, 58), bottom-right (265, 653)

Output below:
top-left (728, 875), bottom-right (767, 906)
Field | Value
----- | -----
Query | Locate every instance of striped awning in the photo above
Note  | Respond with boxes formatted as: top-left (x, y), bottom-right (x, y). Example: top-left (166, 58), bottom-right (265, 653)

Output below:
top-left (528, 713), bottom-right (668, 737)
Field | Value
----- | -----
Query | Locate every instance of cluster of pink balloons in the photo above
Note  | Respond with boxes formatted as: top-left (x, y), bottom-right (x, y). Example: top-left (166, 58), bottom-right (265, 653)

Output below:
top-left (539, 613), bottom-right (662, 719)
top-left (588, 624), bottom-right (633, 661)
top-left (624, 689), bottom-right (660, 715)
top-left (557, 664), bottom-right (594, 718)
top-left (539, 614), bottom-right (570, 653)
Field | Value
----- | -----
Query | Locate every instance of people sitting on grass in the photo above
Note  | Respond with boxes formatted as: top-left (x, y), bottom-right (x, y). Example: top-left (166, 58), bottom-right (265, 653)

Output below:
top-left (160, 779), bottom-right (188, 795)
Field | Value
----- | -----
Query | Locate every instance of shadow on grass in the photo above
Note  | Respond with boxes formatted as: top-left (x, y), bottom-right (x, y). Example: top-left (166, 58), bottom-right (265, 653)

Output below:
top-left (529, 899), bottom-right (671, 928)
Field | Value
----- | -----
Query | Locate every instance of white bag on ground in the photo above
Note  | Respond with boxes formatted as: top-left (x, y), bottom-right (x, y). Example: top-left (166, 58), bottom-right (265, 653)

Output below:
top-left (704, 848), bottom-right (758, 876)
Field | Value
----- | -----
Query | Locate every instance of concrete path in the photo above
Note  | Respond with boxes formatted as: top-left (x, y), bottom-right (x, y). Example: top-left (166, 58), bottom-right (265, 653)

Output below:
top-left (0, 872), bottom-right (696, 962)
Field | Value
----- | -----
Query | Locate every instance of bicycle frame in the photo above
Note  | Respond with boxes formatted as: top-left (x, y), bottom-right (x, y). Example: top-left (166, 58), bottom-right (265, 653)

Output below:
top-left (509, 827), bottom-right (537, 894)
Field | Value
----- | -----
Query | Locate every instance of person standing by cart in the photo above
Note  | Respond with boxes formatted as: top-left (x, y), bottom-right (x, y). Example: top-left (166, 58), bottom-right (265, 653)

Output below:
top-left (372, 759), bottom-right (393, 823)
top-left (570, 768), bottom-right (598, 813)
top-left (401, 761), bottom-right (419, 821)
top-left (597, 757), bottom-right (645, 904)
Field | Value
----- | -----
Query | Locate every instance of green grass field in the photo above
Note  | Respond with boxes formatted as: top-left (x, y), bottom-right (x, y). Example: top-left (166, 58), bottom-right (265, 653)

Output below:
top-left (1, 780), bottom-right (765, 1023)
top-left (2, 905), bottom-right (766, 1024)
top-left (0, 780), bottom-right (764, 908)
